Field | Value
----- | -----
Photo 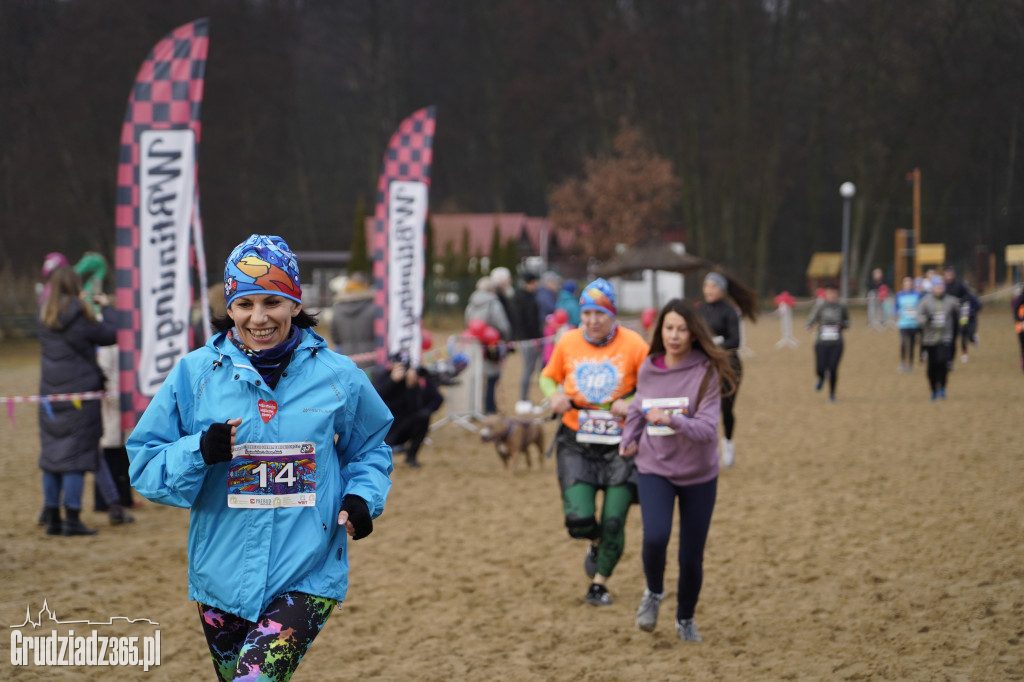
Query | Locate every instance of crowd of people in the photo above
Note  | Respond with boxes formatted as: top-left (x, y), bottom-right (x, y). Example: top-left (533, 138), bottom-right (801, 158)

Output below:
top-left (32, 233), bottom-right (1022, 662)
top-left (455, 270), bottom-right (747, 641)
top-left (860, 264), bottom-right (985, 400)
top-left (463, 266), bottom-right (581, 414)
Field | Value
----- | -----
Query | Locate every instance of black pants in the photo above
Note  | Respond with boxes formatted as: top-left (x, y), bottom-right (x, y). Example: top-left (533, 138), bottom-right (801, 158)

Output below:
top-left (484, 375), bottom-right (500, 414)
top-left (899, 329), bottom-right (919, 365)
top-left (924, 342), bottom-right (952, 393)
top-left (386, 412), bottom-right (430, 463)
top-left (93, 446), bottom-right (134, 511)
top-left (814, 341), bottom-right (843, 397)
top-left (720, 355), bottom-right (742, 440)
top-left (960, 319), bottom-right (977, 352)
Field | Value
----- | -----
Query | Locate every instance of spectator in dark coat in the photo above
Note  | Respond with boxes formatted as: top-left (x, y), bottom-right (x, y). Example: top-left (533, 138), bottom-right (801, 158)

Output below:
top-left (37, 266), bottom-right (117, 536)
top-left (372, 354), bottom-right (444, 468)
top-left (514, 272), bottom-right (543, 402)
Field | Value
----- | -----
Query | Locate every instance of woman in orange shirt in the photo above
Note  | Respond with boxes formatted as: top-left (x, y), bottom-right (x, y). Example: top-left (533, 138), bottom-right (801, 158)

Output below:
top-left (540, 279), bottom-right (649, 607)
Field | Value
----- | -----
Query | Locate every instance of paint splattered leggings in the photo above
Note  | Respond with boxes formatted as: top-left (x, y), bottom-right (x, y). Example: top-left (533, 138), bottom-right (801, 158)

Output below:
top-left (198, 592), bottom-right (335, 682)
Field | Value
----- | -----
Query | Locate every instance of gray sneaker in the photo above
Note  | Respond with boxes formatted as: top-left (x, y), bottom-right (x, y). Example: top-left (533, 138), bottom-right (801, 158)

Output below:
top-left (676, 618), bottom-right (702, 642)
top-left (635, 589), bottom-right (663, 632)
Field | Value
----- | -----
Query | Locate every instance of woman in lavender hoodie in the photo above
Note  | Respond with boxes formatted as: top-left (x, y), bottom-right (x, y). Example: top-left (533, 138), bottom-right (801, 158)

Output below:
top-left (619, 298), bottom-right (736, 642)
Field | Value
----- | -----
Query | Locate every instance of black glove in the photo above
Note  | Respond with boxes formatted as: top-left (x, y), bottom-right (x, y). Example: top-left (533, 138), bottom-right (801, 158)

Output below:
top-left (340, 495), bottom-right (373, 540)
top-left (200, 422), bottom-right (233, 465)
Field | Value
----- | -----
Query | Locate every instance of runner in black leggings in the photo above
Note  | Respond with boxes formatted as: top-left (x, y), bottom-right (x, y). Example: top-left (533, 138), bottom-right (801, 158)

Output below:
top-left (698, 270), bottom-right (758, 467)
top-left (917, 277), bottom-right (960, 399)
top-left (894, 277), bottom-right (922, 373)
top-left (805, 283), bottom-right (849, 401)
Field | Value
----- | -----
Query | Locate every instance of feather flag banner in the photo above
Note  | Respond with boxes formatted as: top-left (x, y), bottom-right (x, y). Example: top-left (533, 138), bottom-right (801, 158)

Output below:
top-left (114, 19), bottom-right (209, 430)
top-left (371, 107), bottom-right (437, 367)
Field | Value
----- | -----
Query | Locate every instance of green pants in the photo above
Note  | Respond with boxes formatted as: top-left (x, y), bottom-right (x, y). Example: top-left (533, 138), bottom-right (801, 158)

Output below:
top-left (563, 482), bottom-right (633, 578)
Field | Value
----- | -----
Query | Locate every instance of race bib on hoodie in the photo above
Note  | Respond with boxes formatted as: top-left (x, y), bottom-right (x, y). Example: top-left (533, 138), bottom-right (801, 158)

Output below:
top-left (642, 397), bottom-right (689, 436)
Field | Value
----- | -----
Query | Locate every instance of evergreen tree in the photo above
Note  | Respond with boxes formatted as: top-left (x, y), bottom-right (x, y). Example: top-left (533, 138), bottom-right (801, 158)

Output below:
top-left (462, 227), bottom-right (475, 276)
top-left (442, 240), bottom-right (458, 279)
top-left (349, 194), bottom-right (371, 275)
top-left (425, 216), bottom-right (435, 280)
top-left (488, 223), bottom-right (502, 273)
top-left (504, 237), bottom-right (520, 272)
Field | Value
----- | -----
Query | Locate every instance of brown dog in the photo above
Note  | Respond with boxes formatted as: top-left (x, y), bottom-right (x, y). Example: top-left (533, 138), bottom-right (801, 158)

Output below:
top-left (478, 414), bottom-right (545, 473)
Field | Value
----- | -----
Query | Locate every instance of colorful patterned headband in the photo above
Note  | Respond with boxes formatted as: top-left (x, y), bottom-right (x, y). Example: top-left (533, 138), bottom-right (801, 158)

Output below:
top-left (579, 278), bottom-right (617, 317)
top-left (224, 234), bottom-right (302, 306)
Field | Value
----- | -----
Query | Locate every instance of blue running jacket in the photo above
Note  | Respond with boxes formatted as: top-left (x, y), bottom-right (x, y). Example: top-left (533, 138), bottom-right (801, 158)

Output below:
top-left (127, 328), bottom-right (393, 622)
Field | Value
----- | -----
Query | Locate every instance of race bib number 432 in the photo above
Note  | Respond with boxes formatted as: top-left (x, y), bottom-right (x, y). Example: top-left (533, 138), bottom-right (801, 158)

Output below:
top-left (227, 442), bottom-right (316, 509)
top-left (577, 409), bottom-right (624, 444)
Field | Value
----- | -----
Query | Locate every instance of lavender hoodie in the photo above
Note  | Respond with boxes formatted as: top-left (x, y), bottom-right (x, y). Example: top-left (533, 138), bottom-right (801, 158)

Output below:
top-left (621, 348), bottom-right (721, 486)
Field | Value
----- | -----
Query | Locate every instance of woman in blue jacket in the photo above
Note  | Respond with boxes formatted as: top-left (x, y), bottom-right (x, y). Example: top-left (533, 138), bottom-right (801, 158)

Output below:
top-left (127, 235), bottom-right (393, 682)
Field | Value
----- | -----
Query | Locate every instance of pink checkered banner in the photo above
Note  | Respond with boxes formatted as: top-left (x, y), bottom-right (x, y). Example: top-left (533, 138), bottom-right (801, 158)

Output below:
top-left (371, 107), bottom-right (437, 367)
top-left (114, 18), bottom-right (210, 430)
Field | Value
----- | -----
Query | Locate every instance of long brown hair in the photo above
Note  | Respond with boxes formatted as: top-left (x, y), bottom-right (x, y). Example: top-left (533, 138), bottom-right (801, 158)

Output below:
top-left (708, 269), bottom-right (759, 321)
top-left (647, 298), bottom-right (737, 396)
top-left (40, 266), bottom-right (94, 330)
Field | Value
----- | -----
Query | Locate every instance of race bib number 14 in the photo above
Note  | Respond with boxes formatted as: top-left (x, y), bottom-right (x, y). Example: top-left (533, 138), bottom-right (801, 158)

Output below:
top-left (227, 442), bottom-right (316, 509)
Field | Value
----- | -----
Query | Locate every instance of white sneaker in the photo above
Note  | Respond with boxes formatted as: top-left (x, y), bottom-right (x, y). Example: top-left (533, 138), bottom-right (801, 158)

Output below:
top-left (721, 438), bottom-right (735, 468)
top-left (960, 353), bottom-right (969, 363)
top-left (635, 589), bottom-right (663, 632)
top-left (676, 618), bottom-right (703, 642)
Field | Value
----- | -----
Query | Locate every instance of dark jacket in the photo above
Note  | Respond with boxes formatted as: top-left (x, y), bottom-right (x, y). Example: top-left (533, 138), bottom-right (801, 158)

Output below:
top-left (38, 298), bottom-right (117, 473)
top-left (699, 299), bottom-right (741, 351)
top-left (497, 289), bottom-right (524, 340)
top-left (513, 287), bottom-right (542, 340)
top-left (944, 277), bottom-right (971, 302)
top-left (536, 287), bottom-right (557, 327)
top-left (372, 366), bottom-right (444, 425)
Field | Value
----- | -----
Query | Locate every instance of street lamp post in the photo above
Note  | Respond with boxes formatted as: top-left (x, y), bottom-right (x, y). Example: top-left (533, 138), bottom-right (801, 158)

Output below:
top-left (839, 182), bottom-right (856, 303)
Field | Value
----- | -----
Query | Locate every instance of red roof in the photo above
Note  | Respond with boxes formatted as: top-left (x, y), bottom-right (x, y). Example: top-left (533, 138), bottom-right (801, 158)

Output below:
top-left (366, 213), bottom-right (574, 258)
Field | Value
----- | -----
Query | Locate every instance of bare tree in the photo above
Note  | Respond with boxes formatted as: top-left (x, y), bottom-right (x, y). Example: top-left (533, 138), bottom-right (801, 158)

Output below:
top-left (549, 121), bottom-right (679, 260)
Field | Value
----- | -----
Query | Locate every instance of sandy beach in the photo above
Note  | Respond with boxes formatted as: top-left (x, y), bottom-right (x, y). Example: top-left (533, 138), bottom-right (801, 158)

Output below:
top-left (1, 306), bottom-right (1021, 681)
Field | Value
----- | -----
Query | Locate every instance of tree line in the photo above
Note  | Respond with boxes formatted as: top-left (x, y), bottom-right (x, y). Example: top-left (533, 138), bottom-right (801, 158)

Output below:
top-left (2, 0), bottom-right (1022, 310)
